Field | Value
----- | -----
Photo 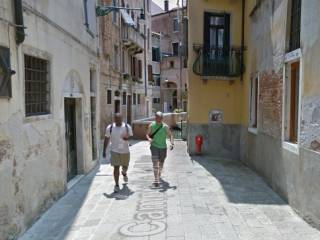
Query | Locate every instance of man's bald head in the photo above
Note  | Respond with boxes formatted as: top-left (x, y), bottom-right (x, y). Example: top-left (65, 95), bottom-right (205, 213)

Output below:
top-left (114, 113), bottom-right (123, 126)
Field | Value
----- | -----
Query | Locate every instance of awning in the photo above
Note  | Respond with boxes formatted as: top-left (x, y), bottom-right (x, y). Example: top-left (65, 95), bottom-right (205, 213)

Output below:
top-left (120, 9), bottom-right (135, 27)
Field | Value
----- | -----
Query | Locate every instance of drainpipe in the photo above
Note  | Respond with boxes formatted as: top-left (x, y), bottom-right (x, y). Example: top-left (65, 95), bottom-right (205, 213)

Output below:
top-left (240, 0), bottom-right (245, 82)
top-left (14, 0), bottom-right (25, 45)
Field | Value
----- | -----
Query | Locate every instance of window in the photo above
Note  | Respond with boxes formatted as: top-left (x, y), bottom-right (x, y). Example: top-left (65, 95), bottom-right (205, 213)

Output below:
top-left (173, 18), bottom-right (179, 32)
top-left (0, 46), bottom-right (12, 97)
top-left (204, 12), bottom-right (230, 52)
top-left (131, 57), bottom-right (137, 77)
top-left (289, 0), bottom-right (301, 52)
top-left (122, 92), bottom-right (127, 105)
top-left (153, 98), bottom-right (160, 104)
top-left (138, 60), bottom-right (142, 78)
top-left (25, 55), bottom-right (50, 116)
top-left (285, 61), bottom-right (300, 143)
top-left (249, 76), bottom-right (259, 129)
top-left (152, 47), bottom-right (160, 62)
top-left (107, 90), bottom-right (112, 104)
top-left (137, 94), bottom-right (141, 104)
top-left (133, 93), bottom-right (136, 105)
top-left (114, 45), bottom-right (119, 70)
top-left (83, 0), bottom-right (97, 35)
top-left (170, 61), bottom-right (175, 68)
top-left (172, 42), bottom-right (179, 56)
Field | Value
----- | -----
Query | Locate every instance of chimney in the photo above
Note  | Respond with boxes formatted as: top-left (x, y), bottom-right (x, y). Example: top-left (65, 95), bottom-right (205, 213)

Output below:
top-left (164, 0), bottom-right (169, 12)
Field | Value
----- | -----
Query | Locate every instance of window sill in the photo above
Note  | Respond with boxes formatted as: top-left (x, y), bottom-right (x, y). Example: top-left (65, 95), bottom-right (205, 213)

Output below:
top-left (24, 114), bottom-right (53, 123)
top-left (248, 127), bottom-right (258, 135)
top-left (283, 141), bottom-right (299, 155)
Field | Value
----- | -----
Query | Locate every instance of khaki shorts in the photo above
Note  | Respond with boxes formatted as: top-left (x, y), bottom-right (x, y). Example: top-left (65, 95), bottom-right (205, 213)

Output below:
top-left (111, 152), bottom-right (130, 167)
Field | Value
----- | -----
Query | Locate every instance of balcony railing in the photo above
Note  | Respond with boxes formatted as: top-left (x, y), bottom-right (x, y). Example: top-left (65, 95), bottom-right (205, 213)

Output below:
top-left (193, 46), bottom-right (244, 78)
top-left (122, 25), bottom-right (145, 55)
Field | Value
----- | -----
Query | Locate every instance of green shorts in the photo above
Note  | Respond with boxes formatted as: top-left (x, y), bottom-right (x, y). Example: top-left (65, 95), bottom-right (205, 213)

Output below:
top-left (111, 152), bottom-right (130, 167)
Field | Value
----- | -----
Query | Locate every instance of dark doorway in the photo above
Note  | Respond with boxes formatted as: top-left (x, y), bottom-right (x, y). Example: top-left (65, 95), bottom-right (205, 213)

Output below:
top-left (114, 99), bottom-right (120, 113)
top-left (127, 95), bottom-right (132, 124)
top-left (64, 98), bottom-right (78, 181)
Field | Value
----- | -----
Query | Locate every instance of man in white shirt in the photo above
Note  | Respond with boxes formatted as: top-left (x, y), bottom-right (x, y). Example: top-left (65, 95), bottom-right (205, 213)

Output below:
top-left (103, 113), bottom-right (133, 193)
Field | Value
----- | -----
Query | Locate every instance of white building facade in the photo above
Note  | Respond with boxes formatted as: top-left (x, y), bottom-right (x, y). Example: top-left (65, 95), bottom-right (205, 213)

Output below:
top-left (0, 0), bottom-right (100, 238)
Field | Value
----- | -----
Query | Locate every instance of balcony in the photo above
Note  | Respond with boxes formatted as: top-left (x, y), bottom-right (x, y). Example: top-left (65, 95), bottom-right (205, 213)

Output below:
top-left (193, 46), bottom-right (244, 78)
top-left (122, 25), bottom-right (145, 55)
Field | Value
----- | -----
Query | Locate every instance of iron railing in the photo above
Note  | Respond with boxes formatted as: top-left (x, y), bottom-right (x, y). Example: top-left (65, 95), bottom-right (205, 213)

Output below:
top-left (193, 46), bottom-right (244, 78)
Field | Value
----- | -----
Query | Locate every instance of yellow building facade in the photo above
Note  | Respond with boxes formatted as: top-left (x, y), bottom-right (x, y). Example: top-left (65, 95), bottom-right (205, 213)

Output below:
top-left (187, 0), bottom-right (320, 227)
top-left (187, 0), bottom-right (253, 157)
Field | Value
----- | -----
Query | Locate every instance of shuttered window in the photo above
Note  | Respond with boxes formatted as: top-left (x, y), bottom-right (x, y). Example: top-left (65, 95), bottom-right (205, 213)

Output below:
top-left (138, 60), bottom-right (142, 78)
top-left (148, 65), bottom-right (153, 82)
top-left (0, 46), bottom-right (12, 98)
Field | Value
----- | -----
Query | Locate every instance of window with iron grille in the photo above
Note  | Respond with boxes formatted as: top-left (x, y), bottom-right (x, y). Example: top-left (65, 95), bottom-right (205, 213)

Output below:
top-left (25, 55), bottom-right (50, 116)
top-left (289, 0), bottom-right (301, 52)
top-left (107, 90), bottom-right (112, 104)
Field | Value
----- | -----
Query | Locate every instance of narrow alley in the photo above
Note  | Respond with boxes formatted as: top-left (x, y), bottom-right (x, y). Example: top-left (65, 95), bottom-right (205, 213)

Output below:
top-left (19, 141), bottom-right (320, 240)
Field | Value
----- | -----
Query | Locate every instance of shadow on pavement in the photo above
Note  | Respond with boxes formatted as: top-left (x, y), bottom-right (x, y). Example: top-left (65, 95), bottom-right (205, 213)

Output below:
top-left (191, 156), bottom-right (286, 205)
top-left (103, 183), bottom-right (135, 200)
top-left (159, 179), bottom-right (177, 193)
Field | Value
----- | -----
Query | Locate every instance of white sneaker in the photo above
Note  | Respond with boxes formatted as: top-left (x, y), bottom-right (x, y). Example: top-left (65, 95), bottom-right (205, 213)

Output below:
top-left (114, 185), bottom-right (120, 193)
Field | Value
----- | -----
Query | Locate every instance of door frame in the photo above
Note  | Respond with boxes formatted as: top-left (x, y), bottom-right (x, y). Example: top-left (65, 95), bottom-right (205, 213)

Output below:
top-left (64, 96), bottom-right (85, 182)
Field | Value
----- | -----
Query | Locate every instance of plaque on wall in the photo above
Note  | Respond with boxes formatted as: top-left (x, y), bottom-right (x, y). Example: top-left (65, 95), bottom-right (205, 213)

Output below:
top-left (209, 109), bottom-right (223, 124)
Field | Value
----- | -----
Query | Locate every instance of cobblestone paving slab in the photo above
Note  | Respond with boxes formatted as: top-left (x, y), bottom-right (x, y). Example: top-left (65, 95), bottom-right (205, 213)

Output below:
top-left (19, 141), bottom-right (320, 240)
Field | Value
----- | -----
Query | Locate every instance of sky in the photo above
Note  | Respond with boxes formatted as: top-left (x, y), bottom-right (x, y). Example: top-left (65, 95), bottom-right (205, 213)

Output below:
top-left (152, 0), bottom-right (186, 10)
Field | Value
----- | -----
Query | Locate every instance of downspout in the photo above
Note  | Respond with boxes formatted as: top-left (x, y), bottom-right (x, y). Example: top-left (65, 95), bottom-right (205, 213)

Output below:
top-left (240, 0), bottom-right (245, 82)
top-left (14, 0), bottom-right (25, 45)
top-left (143, 0), bottom-right (147, 98)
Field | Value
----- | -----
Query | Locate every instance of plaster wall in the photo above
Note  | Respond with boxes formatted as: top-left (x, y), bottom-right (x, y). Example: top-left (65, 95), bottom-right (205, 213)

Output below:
top-left (0, 0), bottom-right (100, 238)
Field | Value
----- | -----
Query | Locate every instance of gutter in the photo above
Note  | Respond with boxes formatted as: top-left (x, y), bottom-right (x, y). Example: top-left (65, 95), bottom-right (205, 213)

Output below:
top-left (241, 0), bottom-right (245, 81)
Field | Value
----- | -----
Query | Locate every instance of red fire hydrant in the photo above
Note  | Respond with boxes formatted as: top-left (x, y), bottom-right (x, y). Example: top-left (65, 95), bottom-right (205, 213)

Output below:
top-left (195, 135), bottom-right (203, 155)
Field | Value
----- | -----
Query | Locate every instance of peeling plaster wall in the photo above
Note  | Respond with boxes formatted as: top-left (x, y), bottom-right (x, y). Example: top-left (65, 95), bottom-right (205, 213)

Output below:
top-left (0, 0), bottom-right (100, 239)
top-left (242, 0), bottom-right (320, 229)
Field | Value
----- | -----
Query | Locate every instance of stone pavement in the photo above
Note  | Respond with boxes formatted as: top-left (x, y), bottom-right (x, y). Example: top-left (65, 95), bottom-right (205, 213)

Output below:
top-left (19, 141), bottom-right (320, 240)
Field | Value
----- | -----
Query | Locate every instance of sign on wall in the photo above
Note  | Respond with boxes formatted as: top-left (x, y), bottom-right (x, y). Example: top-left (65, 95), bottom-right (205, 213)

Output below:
top-left (209, 109), bottom-right (223, 124)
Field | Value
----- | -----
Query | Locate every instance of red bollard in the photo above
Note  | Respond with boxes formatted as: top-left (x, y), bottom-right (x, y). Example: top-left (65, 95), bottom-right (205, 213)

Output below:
top-left (195, 135), bottom-right (203, 155)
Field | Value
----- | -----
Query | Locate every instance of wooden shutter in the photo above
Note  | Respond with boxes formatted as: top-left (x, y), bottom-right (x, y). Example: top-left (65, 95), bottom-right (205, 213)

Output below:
top-left (148, 64), bottom-right (153, 82)
top-left (224, 13), bottom-right (231, 51)
top-left (0, 46), bottom-right (12, 97)
top-left (138, 60), bottom-right (142, 78)
top-left (203, 12), bottom-right (211, 51)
